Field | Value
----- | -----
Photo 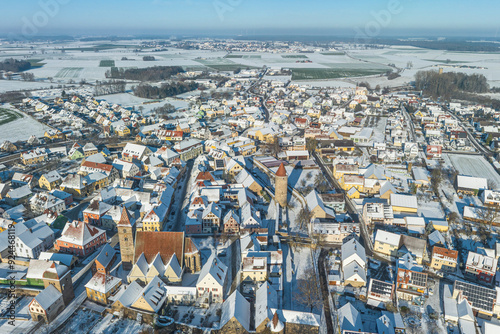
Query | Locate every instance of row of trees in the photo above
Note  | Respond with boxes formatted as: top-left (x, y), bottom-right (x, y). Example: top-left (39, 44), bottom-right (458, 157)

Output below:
top-left (105, 66), bottom-right (185, 81)
top-left (93, 80), bottom-right (126, 96)
top-left (132, 81), bottom-right (199, 99)
top-left (415, 70), bottom-right (489, 100)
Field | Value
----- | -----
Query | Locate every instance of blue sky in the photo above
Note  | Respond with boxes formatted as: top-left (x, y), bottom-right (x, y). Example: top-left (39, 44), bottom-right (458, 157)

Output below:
top-left (1, 0), bottom-right (499, 37)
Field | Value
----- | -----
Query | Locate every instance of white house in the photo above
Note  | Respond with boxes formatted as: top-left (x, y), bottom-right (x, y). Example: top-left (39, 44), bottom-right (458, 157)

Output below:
top-left (196, 253), bottom-right (227, 304)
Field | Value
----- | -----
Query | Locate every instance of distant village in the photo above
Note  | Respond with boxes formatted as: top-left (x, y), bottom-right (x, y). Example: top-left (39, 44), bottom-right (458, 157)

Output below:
top-left (1, 52), bottom-right (500, 334)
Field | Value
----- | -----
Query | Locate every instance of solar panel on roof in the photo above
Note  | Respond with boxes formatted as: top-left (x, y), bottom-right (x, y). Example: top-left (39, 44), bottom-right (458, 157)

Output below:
top-left (454, 280), bottom-right (496, 312)
top-left (409, 272), bottom-right (427, 287)
top-left (215, 159), bottom-right (225, 168)
top-left (370, 279), bottom-right (393, 295)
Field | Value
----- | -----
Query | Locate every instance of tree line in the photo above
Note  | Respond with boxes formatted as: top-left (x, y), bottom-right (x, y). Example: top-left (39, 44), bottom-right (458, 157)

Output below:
top-left (0, 58), bottom-right (31, 72)
top-left (133, 81), bottom-right (199, 99)
top-left (105, 66), bottom-right (185, 81)
top-left (93, 80), bottom-right (127, 96)
top-left (415, 70), bottom-right (489, 100)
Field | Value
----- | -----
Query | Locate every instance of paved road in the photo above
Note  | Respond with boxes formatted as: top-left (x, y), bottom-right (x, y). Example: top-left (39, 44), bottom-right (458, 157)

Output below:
top-left (444, 105), bottom-right (493, 156)
top-left (312, 151), bottom-right (374, 256)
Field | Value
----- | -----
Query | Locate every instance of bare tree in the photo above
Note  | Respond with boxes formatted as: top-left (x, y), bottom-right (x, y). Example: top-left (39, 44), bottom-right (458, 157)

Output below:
top-left (296, 266), bottom-right (322, 312)
top-left (297, 205), bottom-right (313, 230)
top-left (476, 206), bottom-right (500, 231)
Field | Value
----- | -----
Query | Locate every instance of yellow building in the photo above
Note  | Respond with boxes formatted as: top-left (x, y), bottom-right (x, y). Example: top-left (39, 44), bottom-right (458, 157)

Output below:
top-left (346, 187), bottom-right (361, 199)
top-left (340, 174), bottom-right (364, 193)
top-left (85, 272), bottom-right (122, 305)
top-left (241, 257), bottom-right (267, 283)
top-left (44, 129), bottom-right (65, 140)
top-left (38, 172), bottom-right (62, 191)
top-left (116, 125), bottom-right (131, 137)
top-left (430, 247), bottom-right (458, 273)
top-left (374, 230), bottom-right (401, 257)
top-left (21, 149), bottom-right (48, 165)
top-left (390, 194), bottom-right (418, 213)
top-left (333, 164), bottom-right (359, 180)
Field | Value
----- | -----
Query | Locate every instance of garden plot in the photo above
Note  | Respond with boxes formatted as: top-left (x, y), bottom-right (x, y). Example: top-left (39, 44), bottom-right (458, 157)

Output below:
top-left (448, 154), bottom-right (500, 188)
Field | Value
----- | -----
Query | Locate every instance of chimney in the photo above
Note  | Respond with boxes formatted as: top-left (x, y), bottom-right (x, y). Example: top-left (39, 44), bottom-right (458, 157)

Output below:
top-left (105, 252), bottom-right (108, 257)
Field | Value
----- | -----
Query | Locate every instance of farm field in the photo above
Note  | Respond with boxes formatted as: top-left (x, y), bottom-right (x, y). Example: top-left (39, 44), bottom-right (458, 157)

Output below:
top-left (99, 60), bottom-right (115, 67)
top-left (0, 104), bottom-right (51, 143)
top-left (447, 154), bottom-right (500, 188)
top-left (55, 67), bottom-right (84, 78)
top-left (292, 67), bottom-right (388, 80)
top-left (1, 41), bottom-right (500, 88)
top-left (0, 108), bottom-right (23, 126)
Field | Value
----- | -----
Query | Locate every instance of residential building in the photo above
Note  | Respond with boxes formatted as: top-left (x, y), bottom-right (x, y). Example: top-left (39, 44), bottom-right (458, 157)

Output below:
top-left (28, 285), bottom-right (64, 324)
top-left (85, 272), bottom-right (122, 304)
top-left (54, 221), bottom-right (107, 257)
top-left (196, 253), bottom-right (228, 304)
top-left (430, 246), bottom-right (458, 273)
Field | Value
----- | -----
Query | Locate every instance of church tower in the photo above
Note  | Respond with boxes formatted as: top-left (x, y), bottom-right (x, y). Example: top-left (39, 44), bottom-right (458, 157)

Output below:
top-left (117, 207), bottom-right (135, 270)
top-left (275, 162), bottom-right (288, 208)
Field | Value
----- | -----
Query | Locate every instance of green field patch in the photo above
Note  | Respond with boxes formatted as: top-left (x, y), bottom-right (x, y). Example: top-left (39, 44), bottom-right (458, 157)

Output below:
top-left (423, 59), bottom-right (470, 64)
top-left (64, 44), bottom-right (136, 52)
top-left (55, 67), bottom-right (83, 78)
top-left (292, 67), bottom-right (388, 80)
top-left (321, 52), bottom-right (345, 56)
top-left (99, 60), bottom-right (116, 67)
top-left (0, 108), bottom-right (23, 126)
top-left (226, 54), bottom-right (262, 59)
top-left (282, 55), bottom-right (308, 59)
top-left (182, 65), bottom-right (210, 72)
top-left (208, 64), bottom-right (258, 71)
top-left (27, 59), bottom-right (46, 67)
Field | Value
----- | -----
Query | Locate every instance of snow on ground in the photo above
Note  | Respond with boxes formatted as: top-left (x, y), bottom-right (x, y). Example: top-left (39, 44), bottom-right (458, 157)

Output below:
top-left (169, 302), bottom-right (221, 329)
top-left (266, 165), bottom-right (321, 190)
top-left (0, 80), bottom-right (55, 93)
top-left (89, 313), bottom-right (152, 334)
top-left (95, 93), bottom-right (190, 115)
top-left (0, 104), bottom-right (51, 142)
top-left (292, 80), bottom-right (356, 88)
top-left (447, 154), bottom-right (500, 188)
top-left (289, 246), bottom-right (321, 313)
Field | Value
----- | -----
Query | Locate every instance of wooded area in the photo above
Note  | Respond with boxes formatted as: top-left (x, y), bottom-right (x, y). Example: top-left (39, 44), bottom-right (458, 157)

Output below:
top-left (0, 58), bottom-right (31, 72)
top-left (133, 81), bottom-right (198, 99)
top-left (105, 66), bottom-right (185, 81)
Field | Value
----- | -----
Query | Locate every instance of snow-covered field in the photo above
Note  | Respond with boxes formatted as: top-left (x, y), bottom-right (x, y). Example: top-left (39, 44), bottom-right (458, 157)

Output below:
top-left (0, 104), bottom-right (51, 142)
top-left (2, 42), bottom-right (500, 90)
top-left (447, 154), bottom-right (500, 188)
top-left (96, 92), bottom-right (190, 115)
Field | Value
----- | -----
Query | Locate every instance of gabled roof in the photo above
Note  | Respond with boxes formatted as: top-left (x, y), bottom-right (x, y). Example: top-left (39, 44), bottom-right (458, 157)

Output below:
top-left (33, 284), bottom-right (62, 310)
top-left (197, 253), bottom-right (227, 287)
top-left (255, 282), bottom-right (278, 328)
top-left (95, 243), bottom-right (117, 269)
top-left (220, 290), bottom-right (250, 332)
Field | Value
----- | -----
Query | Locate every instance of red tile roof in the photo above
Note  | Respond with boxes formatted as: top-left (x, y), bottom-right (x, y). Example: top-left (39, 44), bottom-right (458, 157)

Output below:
top-left (134, 231), bottom-right (198, 265)
top-left (276, 162), bottom-right (287, 177)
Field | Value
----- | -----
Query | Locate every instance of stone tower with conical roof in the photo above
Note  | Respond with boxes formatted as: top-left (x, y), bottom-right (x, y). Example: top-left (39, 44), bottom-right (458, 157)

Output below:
top-left (117, 207), bottom-right (135, 270)
top-left (275, 162), bottom-right (288, 208)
